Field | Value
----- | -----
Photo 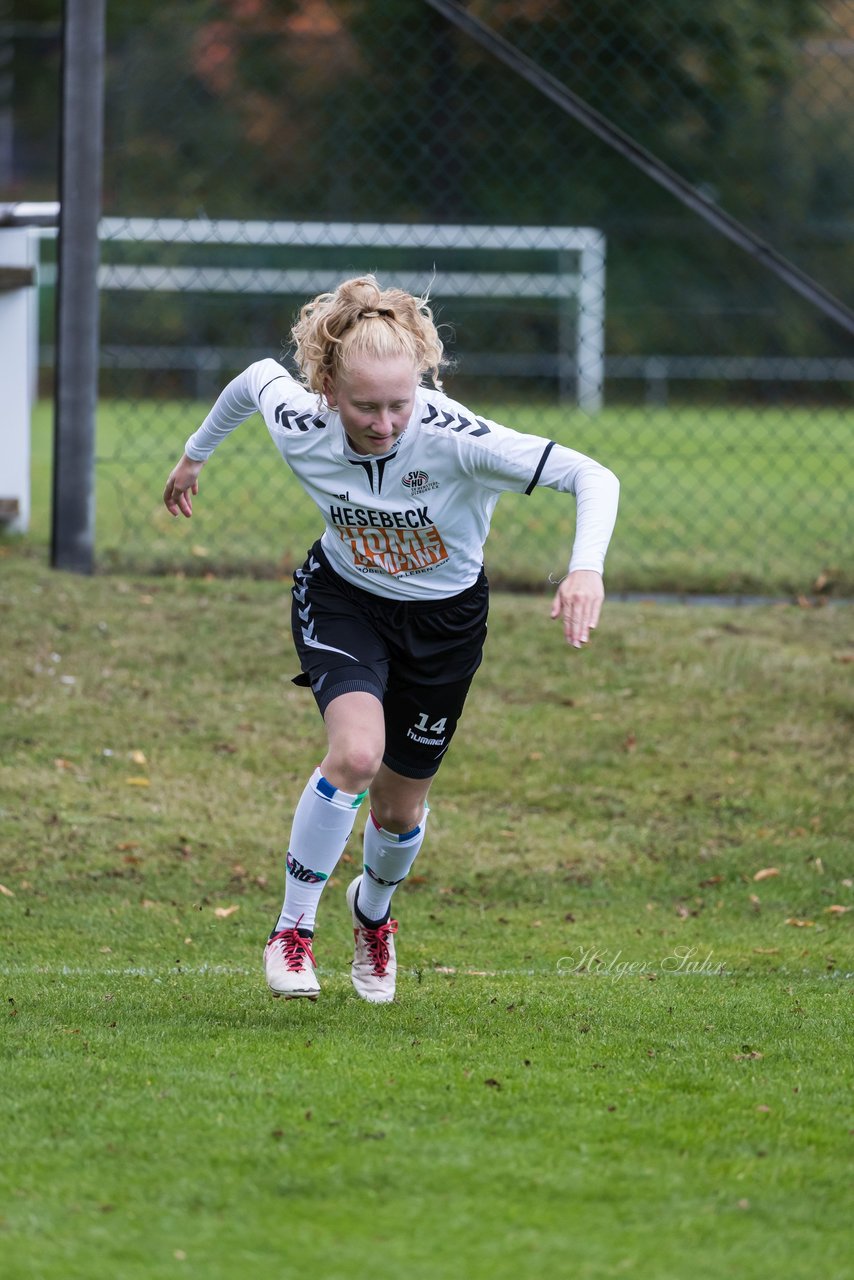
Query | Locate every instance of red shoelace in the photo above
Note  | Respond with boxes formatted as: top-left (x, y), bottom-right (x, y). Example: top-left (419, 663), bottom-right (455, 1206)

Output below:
top-left (269, 927), bottom-right (316, 973)
top-left (358, 918), bottom-right (398, 975)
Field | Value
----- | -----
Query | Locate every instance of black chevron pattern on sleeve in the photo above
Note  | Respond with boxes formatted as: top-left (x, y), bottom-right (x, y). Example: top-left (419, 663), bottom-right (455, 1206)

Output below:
top-left (421, 403), bottom-right (490, 437)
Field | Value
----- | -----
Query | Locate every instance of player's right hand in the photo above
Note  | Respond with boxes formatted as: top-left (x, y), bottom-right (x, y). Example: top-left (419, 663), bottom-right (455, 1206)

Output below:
top-left (163, 454), bottom-right (204, 518)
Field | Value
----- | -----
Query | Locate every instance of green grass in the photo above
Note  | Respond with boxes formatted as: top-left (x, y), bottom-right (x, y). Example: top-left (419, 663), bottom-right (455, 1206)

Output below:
top-left (1, 546), bottom-right (852, 1279)
top-left (25, 397), bottom-right (853, 594)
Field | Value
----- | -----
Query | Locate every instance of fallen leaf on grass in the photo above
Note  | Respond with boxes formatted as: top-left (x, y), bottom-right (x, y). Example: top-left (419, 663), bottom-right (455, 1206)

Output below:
top-left (622, 733), bottom-right (637, 753)
top-left (756, 1105), bottom-right (771, 1113)
top-left (125, 777), bottom-right (150, 787)
top-left (0, 884), bottom-right (15, 898)
top-left (753, 867), bottom-right (780, 881)
top-left (128, 750), bottom-right (147, 765)
top-left (214, 905), bottom-right (239, 919)
top-left (785, 918), bottom-right (815, 928)
top-left (115, 841), bottom-right (140, 852)
top-left (733, 1051), bottom-right (764, 1061)
top-left (826, 905), bottom-right (850, 915)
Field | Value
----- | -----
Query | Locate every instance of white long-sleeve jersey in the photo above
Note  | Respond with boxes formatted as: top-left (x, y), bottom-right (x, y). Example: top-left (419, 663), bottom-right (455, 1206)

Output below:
top-left (184, 360), bottom-right (620, 600)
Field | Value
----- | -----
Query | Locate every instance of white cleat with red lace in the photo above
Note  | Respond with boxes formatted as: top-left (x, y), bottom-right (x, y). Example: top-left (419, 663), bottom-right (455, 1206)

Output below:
top-left (264, 921), bottom-right (320, 1000)
top-left (346, 875), bottom-right (398, 1003)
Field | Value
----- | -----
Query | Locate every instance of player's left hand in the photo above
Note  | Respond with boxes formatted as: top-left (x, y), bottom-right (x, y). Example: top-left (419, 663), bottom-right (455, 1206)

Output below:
top-left (550, 569), bottom-right (605, 649)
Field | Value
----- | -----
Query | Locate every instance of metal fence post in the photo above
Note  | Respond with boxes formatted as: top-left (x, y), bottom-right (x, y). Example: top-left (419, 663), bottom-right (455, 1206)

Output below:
top-left (51, 0), bottom-right (106, 574)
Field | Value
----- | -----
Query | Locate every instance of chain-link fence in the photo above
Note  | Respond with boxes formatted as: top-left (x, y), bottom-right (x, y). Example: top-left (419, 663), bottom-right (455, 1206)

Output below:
top-left (9, 0), bottom-right (854, 594)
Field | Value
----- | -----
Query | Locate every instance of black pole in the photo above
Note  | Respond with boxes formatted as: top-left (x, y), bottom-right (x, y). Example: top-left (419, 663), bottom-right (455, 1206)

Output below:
top-left (424, 0), bottom-right (854, 341)
top-left (51, 0), bottom-right (106, 573)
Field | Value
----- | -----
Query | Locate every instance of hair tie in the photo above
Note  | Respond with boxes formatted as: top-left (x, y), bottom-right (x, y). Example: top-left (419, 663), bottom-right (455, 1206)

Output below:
top-left (360, 308), bottom-right (391, 319)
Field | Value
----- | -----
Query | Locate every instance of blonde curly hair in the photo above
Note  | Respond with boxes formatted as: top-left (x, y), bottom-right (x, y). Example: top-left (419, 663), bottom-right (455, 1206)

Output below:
top-left (291, 275), bottom-right (444, 394)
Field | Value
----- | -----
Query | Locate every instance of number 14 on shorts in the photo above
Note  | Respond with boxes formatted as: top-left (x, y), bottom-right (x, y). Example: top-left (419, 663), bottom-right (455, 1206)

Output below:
top-left (407, 712), bottom-right (448, 747)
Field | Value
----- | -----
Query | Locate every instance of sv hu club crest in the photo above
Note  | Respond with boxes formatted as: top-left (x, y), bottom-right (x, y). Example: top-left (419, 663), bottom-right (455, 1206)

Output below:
top-left (402, 470), bottom-right (439, 495)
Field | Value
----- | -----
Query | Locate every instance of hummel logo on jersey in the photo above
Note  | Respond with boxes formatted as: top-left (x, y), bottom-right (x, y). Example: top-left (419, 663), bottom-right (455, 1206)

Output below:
top-left (286, 852), bottom-right (329, 884)
top-left (402, 470), bottom-right (439, 496)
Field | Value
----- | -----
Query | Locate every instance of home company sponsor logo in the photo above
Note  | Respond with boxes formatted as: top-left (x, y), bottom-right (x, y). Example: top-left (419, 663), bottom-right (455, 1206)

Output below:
top-left (328, 502), bottom-right (449, 575)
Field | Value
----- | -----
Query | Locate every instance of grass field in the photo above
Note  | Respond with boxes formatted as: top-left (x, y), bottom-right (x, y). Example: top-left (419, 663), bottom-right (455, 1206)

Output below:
top-left (26, 397), bottom-right (853, 594)
top-left (1, 545), bottom-right (852, 1279)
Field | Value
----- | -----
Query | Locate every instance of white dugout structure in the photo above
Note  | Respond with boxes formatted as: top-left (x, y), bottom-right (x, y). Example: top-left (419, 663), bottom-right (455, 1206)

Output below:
top-left (0, 211), bottom-right (43, 534)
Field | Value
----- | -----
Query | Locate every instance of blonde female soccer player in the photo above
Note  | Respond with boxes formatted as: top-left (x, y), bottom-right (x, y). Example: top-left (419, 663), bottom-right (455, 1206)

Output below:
top-left (163, 276), bottom-right (619, 1004)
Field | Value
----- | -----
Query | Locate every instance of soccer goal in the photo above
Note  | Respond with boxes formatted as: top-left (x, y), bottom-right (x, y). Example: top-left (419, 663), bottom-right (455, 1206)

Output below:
top-left (90, 218), bottom-right (606, 413)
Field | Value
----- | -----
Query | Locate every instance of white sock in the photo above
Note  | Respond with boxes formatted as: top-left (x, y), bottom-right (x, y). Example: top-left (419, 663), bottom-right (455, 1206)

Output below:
top-left (355, 808), bottom-right (428, 925)
top-left (275, 767), bottom-right (365, 934)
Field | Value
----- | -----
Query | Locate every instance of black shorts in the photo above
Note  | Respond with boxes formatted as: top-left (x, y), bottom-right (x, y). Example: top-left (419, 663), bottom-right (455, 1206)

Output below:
top-left (291, 542), bottom-right (489, 779)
